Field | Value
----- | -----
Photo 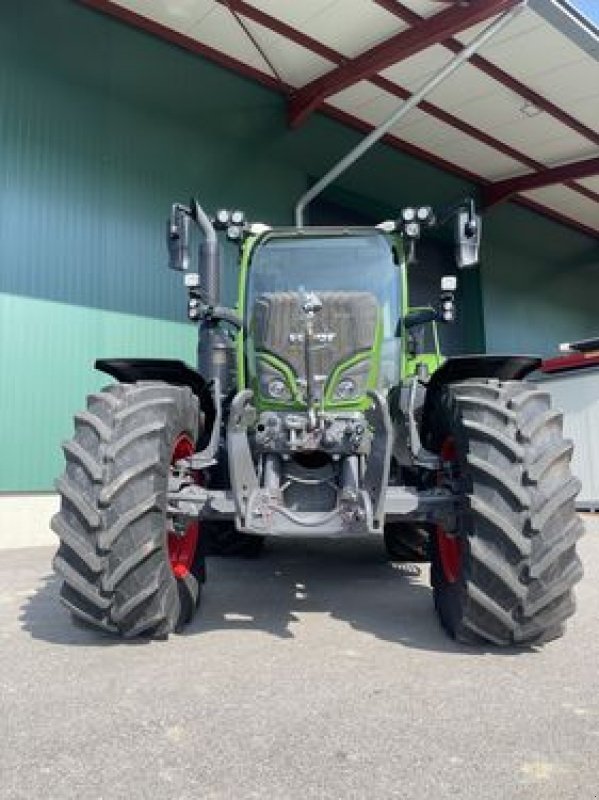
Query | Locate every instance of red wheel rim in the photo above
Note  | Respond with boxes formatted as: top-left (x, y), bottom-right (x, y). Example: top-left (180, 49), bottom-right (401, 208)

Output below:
top-left (436, 437), bottom-right (463, 584)
top-left (436, 525), bottom-right (463, 584)
top-left (167, 433), bottom-right (201, 579)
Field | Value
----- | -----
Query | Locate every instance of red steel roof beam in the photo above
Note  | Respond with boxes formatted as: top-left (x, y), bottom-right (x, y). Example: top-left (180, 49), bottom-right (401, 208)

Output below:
top-left (375, 0), bottom-right (599, 148)
top-left (220, 1), bottom-right (599, 207)
top-left (288, 0), bottom-right (518, 128)
top-left (78, 0), bottom-right (598, 238)
top-left (483, 156), bottom-right (599, 207)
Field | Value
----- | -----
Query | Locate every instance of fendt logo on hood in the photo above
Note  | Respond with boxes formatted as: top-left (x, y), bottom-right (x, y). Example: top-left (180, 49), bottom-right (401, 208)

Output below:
top-left (289, 332), bottom-right (337, 345)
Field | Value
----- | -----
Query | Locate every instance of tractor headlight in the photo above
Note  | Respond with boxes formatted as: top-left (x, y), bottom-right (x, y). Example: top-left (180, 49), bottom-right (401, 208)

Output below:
top-left (401, 207), bottom-right (416, 222)
top-left (334, 378), bottom-right (357, 400)
top-left (441, 299), bottom-right (455, 322)
top-left (226, 224), bottom-right (242, 241)
top-left (267, 378), bottom-right (291, 400)
top-left (215, 208), bottom-right (230, 226)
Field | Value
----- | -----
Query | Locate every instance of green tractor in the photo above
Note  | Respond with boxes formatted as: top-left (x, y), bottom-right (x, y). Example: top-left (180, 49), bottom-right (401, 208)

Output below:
top-left (52, 197), bottom-right (583, 645)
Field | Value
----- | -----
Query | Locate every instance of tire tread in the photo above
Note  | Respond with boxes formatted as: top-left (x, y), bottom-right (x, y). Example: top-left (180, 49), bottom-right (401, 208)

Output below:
top-left (430, 378), bottom-right (582, 647)
top-left (53, 382), bottom-right (202, 638)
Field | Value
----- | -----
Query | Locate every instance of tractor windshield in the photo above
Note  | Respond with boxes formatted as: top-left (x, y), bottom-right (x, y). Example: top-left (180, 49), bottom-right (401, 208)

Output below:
top-left (246, 232), bottom-right (400, 388)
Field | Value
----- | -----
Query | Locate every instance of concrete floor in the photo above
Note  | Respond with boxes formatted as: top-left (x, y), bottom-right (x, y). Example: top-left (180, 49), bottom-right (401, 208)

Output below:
top-left (1, 520), bottom-right (598, 800)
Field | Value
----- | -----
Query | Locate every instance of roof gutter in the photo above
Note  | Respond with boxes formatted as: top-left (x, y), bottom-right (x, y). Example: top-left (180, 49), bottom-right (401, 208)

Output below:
top-left (529, 0), bottom-right (599, 58)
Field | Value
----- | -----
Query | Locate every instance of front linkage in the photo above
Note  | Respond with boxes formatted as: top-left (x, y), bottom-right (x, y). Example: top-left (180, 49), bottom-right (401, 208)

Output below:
top-left (166, 386), bottom-right (456, 537)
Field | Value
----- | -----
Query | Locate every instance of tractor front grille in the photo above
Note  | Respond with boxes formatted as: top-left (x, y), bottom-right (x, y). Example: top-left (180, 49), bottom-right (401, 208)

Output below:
top-left (251, 291), bottom-right (378, 400)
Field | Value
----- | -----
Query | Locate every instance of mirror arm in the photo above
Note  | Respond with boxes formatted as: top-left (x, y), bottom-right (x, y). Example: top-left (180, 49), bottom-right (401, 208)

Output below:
top-left (435, 196), bottom-right (476, 229)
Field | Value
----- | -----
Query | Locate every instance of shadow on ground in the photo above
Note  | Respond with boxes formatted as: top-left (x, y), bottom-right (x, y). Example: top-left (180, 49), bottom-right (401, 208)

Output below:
top-left (20, 537), bottom-right (526, 656)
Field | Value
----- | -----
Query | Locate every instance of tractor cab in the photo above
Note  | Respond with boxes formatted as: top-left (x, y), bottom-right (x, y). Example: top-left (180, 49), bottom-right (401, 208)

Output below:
top-left (242, 229), bottom-right (401, 415)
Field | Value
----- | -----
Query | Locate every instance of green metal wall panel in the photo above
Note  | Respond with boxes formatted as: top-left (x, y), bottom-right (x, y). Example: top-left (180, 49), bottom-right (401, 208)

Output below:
top-left (0, 0), bottom-right (594, 490)
top-left (482, 206), bottom-right (599, 356)
top-left (0, 0), bottom-right (306, 491)
top-left (0, 293), bottom-right (196, 490)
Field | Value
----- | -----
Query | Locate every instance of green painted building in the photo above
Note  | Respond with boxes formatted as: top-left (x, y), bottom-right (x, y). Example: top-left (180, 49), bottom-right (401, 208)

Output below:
top-left (1, 0), bottom-right (597, 491)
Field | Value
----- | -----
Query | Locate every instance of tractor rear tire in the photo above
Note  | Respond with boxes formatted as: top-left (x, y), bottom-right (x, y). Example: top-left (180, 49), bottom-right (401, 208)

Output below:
top-left (384, 522), bottom-right (430, 562)
top-left (52, 382), bottom-right (204, 638)
top-left (205, 523), bottom-right (265, 558)
top-left (425, 379), bottom-right (583, 646)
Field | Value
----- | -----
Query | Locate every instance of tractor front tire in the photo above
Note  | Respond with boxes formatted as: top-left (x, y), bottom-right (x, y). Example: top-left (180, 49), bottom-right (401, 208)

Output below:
top-left (52, 382), bottom-right (204, 638)
top-left (426, 379), bottom-right (583, 646)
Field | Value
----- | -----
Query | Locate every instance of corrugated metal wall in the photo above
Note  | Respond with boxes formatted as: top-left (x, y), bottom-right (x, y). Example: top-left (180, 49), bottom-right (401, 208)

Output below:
top-left (2, 0), bottom-right (593, 490)
top-left (540, 370), bottom-right (599, 510)
top-left (0, 0), bottom-right (306, 490)
top-left (482, 207), bottom-right (599, 356)
top-left (0, 294), bottom-right (195, 489)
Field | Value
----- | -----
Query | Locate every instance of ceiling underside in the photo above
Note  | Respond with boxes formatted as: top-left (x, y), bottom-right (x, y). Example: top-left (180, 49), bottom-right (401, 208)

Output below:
top-left (83, 0), bottom-right (599, 238)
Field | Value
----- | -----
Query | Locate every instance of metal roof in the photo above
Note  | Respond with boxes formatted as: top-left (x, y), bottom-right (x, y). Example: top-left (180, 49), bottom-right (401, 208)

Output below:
top-left (82, 0), bottom-right (599, 238)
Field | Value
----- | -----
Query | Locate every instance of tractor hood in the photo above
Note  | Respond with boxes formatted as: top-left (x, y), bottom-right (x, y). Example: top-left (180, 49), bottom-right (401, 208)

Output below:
top-left (243, 230), bottom-right (400, 411)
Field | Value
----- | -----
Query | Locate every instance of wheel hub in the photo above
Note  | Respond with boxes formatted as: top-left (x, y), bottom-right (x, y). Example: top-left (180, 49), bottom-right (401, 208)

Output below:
top-left (167, 433), bottom-right (201, 579)
top-left (436, 525), bottom-right (463, 584)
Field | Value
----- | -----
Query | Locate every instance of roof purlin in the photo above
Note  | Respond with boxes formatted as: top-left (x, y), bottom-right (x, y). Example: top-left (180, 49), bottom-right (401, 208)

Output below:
top-left (483, 156), bottom-right (599, 206)
top-left (220, 0), bottom-right (599, 207)
top-left (374, 0), bottom-right (599, 148)
top-left (287, 0), bottom-right (518, 128)
top-left (78, 0), bottom-right (598, 239)
top-left (220, 1), bottom-right (538, 170)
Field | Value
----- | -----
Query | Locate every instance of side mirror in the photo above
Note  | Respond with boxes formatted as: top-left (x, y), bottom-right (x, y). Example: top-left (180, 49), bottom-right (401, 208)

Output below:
top-left (167, 206), bottom-right (191, 271)
top-left (455, 211), bottom-right (481, 268)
